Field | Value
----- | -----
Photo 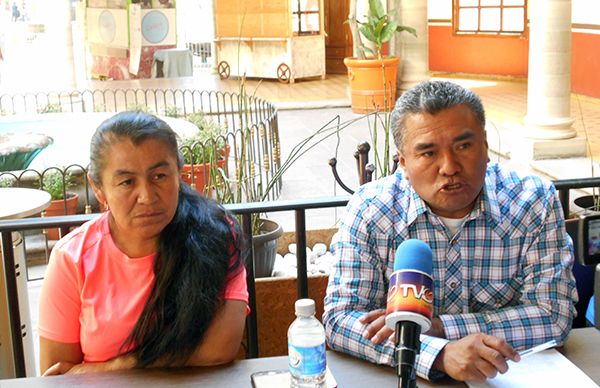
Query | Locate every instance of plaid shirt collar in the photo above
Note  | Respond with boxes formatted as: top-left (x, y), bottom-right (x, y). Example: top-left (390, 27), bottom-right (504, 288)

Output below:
top-left (401, 166), bottom-right (510, 237)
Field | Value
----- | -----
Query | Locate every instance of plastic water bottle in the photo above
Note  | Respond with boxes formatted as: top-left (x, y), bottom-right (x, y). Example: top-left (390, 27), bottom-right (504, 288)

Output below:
top-left (288, 298), bottom-right (327, 387)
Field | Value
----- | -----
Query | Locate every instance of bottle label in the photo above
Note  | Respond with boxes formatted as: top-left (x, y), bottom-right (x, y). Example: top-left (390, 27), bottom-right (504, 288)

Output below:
top-left (288, 342), bottom-right (326, 376)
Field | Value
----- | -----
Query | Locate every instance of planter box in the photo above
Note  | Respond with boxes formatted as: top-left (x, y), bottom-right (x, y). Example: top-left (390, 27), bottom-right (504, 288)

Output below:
top-left (237, 227), bottom-right (337, 358)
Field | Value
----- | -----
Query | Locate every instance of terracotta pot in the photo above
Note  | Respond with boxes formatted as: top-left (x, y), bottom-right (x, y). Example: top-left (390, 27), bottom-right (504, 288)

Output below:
top-left (343, 56), bottom-right (400, 114)
top-left (180, 145), bottom-right (229, 194)
top-left (44, 192), bottom-right (79, 240)
top-left (181, 158), bottom-right (227, 194)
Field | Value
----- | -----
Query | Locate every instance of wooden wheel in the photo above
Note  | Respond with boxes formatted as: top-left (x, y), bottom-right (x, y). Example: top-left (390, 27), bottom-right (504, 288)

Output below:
top-left (218, 61), bottom-right (230, 80)
top-left (277, 63), bottom-right (291, 84)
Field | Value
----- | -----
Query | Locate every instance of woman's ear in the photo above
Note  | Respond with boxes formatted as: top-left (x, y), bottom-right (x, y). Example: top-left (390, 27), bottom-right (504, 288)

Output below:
top-left (87, 174), bottom-right (106, 209)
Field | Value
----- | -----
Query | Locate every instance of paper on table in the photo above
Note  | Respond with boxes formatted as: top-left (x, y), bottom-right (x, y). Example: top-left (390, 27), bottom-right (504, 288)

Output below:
top-left (467, 349), bottom-right (598, 388)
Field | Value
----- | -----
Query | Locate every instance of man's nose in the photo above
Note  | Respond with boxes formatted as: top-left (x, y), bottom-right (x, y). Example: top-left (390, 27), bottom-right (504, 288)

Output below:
top-left (439, 151), bottom-right (461, 177)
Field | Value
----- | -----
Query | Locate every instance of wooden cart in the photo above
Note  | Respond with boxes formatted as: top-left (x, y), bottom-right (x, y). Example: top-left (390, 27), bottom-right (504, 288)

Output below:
top-left (214, 0), bottom-right (326, 84)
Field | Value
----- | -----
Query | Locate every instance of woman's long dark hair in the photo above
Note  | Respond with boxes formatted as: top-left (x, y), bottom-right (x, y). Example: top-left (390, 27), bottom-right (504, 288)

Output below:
top-left (89, 111), bottom-right (244, 367)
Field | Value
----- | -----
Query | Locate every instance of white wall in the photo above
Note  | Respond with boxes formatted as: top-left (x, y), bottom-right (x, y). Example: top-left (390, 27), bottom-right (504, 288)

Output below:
top-left (572, 0), bottom-right (600, 25)
top-left (176, 0), bottom-right (214, 44)
top-left (427, 0), bottom-right (452, 20)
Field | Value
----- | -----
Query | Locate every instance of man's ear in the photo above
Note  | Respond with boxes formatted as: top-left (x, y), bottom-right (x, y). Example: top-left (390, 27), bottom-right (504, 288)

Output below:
top-left (397, 149), bottom-right (410, 180)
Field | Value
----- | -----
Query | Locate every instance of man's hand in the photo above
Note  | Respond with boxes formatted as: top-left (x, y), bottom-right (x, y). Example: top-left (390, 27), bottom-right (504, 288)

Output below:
top-left (432, 333), bottom-right (520, 383)
top-left (359, 310), bottom-right (445, 344)
top-left (359, 309), bottom-right (392, 344)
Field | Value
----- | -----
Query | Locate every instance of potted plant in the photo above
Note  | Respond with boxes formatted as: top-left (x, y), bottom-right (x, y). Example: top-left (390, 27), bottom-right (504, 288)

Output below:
top-left (209, 79), bottom-right (361, 277)
top-left (179, 112), bottom-right (229, 194)
top-left (344, 0), bottom-right (417, 113)
top-left (39, 169), bottom-right (79, 240)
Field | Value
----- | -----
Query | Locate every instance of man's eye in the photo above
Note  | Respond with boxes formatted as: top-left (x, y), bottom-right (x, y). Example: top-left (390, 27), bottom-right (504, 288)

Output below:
top-left (119, 179), bottom-right (133, 186)
top-left (421, 151), bottom-right (433, 157)
top-left (458, 142), bottom-right (471, 150)
top-left (154, 173), bottom-right (167, 180)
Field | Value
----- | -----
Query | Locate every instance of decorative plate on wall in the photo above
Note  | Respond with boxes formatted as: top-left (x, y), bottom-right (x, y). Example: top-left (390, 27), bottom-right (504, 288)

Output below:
top-left (98, 10), bottom-right (116, 44)
top-left (141, 10), bottom-right (169, 44)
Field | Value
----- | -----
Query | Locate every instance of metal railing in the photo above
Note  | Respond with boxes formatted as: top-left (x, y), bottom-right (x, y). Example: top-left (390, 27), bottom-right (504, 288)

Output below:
top-left (1, 176), bottom-right (600, 377)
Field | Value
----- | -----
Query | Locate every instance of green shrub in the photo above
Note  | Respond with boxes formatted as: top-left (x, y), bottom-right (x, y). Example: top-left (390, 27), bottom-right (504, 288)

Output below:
top-left (39, 103), bottom-right (62, 114)
top-left (39, 170), bottom-right (75, 201)
top-left (180, 113), bottom-right (226, 164)
top-left (164, 105), bottom-right (180, 118)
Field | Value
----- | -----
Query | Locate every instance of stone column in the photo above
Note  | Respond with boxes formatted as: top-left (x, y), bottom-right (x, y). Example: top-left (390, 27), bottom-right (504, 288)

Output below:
top-left (524, 0), bottom-right (575, 140)
top-left (395, 0), bottom-right (429, 91)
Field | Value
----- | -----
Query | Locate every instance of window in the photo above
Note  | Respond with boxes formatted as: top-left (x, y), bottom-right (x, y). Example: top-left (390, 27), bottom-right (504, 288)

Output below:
top-left (453, 0), bottom-right (527, 35)
top-left (292, 0), bottom-right (320, 35)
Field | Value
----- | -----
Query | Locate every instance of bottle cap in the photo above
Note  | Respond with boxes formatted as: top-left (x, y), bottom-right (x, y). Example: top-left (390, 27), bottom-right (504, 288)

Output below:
top-left (295, 298), bottom-right (315, 316)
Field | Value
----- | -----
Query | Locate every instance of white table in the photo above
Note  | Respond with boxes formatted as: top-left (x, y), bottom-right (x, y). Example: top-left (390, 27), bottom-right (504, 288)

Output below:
top-left (0, 188), bottom-right (51, 378)
top-left (152, 48), bottom-right (193, 78)
top-left (0, 188), bottom-right (51, 220)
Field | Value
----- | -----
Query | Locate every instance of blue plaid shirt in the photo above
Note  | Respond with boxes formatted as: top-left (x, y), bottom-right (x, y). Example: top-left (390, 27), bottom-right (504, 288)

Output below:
top-left (323, 163), bottom-right (577, 380)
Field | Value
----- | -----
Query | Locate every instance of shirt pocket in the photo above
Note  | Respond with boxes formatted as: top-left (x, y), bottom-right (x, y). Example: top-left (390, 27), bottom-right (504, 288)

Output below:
top-left (470, 279), bottom-right (521, 311)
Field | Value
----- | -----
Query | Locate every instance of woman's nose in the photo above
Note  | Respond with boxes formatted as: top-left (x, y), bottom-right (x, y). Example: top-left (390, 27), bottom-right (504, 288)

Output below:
top-left (137, 181), bottom-right (157, 204)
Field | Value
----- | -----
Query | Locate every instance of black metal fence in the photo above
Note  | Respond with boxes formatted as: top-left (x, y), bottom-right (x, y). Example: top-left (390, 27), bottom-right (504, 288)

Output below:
top-left (0, 88), bottom-right (282, 255)
top-left (0, 88), bottom-right (277, 131)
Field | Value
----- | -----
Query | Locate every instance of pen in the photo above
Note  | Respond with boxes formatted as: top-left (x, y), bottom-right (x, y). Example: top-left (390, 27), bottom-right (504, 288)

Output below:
top-left (518, 339), bottom-right (558, 358)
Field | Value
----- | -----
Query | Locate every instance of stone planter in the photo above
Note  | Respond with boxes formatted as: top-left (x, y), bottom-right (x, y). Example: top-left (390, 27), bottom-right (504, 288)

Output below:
top-left (574, 195), bottom-right (600, 215)
top-left (252, 218), bottom-right (284, 278)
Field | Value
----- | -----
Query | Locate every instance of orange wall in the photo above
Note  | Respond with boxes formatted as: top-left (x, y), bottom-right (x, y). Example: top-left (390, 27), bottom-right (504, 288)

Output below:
top-left (428, 24), bottom-right (600, 98)
top-left (429, 25), bottom-right (529, 77)
top-left (572, 32), bottom-right (600, 98)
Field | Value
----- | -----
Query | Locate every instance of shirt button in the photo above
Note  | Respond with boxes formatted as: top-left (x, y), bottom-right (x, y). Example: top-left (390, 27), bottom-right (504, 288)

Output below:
top-left (495, 299), bottom-right (502, 307)
top-left (450, 282), bottom-right (457, 289)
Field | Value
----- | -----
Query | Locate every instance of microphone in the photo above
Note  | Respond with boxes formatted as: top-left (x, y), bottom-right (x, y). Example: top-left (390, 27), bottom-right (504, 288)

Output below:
top-left (385, 239), bottom-right (434, 388)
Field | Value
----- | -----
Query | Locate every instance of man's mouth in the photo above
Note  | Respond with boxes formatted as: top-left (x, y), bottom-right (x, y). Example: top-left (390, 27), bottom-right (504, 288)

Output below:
top-left (442, 183), bottom-right (462, 191)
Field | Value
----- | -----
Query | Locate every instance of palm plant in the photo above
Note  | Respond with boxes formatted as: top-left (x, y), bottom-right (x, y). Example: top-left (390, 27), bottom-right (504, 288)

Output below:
top-left (348, 0), bottom-right (416, 60)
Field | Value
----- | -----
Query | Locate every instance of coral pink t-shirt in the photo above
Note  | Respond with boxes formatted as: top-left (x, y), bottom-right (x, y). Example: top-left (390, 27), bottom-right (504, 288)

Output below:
top-left (38, 212), bottom-right (248, 363)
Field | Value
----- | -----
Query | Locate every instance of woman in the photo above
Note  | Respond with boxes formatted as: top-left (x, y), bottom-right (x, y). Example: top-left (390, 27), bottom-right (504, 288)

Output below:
top-left (38, 111), bottom-right (248, 375)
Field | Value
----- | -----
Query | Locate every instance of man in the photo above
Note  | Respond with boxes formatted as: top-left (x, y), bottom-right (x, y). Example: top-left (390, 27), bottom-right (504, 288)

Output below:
top-left (11, 2), bottom-right (19, 22)
top-left (323, 80), bottom-right (577, 383)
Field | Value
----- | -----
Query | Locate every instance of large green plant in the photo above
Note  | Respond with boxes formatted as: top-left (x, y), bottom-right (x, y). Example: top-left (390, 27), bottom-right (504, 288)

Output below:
top-left (349, 0), bottom-right (417, 60)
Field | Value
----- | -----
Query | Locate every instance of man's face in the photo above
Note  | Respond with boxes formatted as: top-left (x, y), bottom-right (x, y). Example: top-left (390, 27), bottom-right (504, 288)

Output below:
top-left (398, 104), bottom-right (489, 219)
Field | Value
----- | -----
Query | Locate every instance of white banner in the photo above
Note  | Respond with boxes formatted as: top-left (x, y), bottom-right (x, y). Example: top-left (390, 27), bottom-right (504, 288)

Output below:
top-left (129, 4), bottom-right (142, 75)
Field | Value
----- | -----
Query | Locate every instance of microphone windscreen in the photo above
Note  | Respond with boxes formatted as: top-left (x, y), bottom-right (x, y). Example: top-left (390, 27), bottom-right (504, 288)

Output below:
top-left (385, 239), bottom-right (434, 331)
top-left (394, 239), bottom-right (433, 275)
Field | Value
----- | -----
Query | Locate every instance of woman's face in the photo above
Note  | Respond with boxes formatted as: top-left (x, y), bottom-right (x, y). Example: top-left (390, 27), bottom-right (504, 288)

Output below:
top-left (91, 137), bottom-right (180, 255)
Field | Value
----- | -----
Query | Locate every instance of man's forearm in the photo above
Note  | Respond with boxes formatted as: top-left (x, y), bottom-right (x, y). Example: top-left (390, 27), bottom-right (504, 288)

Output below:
top-left (439, 303), bottom-right (572, 349)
